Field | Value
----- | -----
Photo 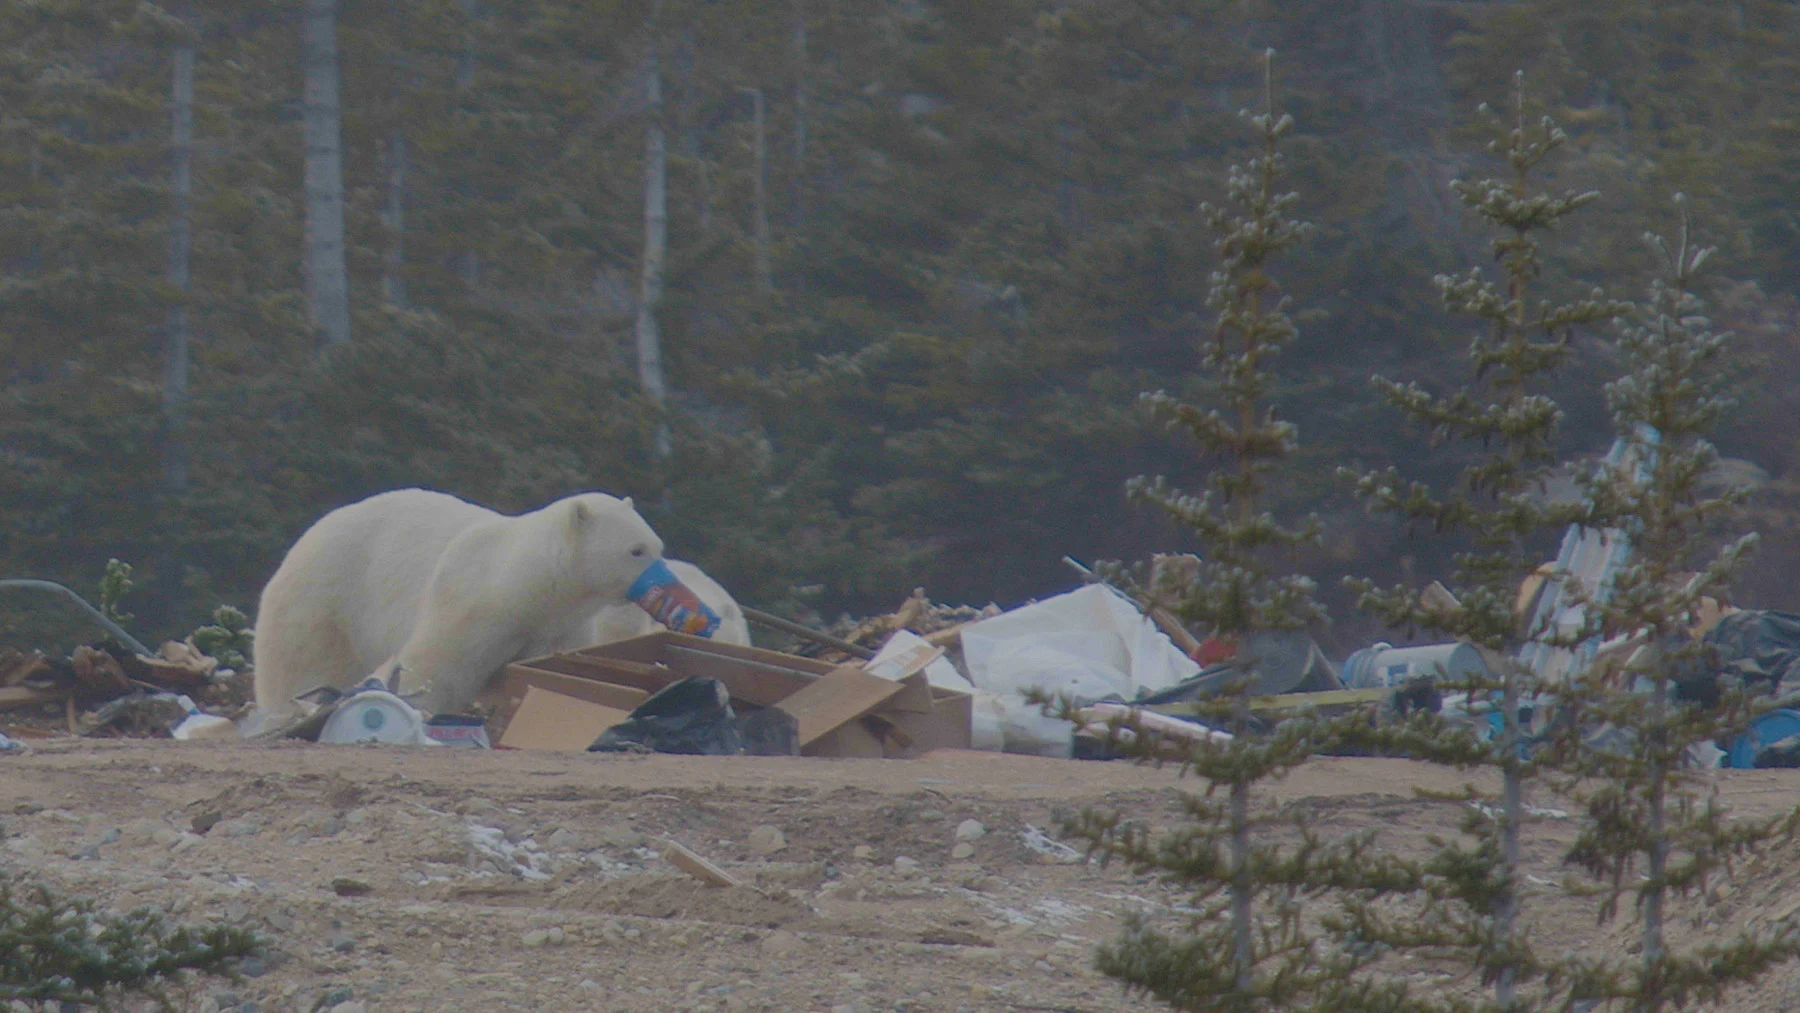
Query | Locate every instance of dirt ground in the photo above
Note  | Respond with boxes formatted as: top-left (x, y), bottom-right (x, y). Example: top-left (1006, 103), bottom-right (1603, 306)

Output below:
top-left (5, 741), bottom-right (1800, 1013)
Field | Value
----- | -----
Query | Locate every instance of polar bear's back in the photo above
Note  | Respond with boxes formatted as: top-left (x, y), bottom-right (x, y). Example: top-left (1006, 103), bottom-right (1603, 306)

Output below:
top-left (253, 489), bottom-right (499, 708)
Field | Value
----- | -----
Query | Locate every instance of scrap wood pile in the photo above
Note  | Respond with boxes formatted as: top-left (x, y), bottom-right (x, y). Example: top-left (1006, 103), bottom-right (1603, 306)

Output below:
top-left (0, 640), bottom-right (247, 739)
top-left (785, 588), bottom-right (1001, 666)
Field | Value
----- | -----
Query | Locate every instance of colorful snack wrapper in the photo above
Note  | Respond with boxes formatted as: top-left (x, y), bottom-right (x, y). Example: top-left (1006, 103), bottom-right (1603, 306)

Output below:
top-left (626, 558), bottom-right (722, 637)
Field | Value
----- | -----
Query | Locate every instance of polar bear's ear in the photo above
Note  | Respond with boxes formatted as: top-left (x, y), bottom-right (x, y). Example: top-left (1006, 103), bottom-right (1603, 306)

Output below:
top-left (569, 499), bottom-right (593, 530)
top-left (622, 496), bottom-right (634, 510)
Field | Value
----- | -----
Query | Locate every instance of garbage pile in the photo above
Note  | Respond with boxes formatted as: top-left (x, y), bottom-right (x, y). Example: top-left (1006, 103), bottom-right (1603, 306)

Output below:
top-left (0, 639), bottom-right (249, 743)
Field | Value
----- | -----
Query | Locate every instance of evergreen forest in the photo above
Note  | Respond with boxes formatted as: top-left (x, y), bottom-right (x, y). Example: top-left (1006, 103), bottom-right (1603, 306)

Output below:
top-left (5, 0), bottom-right (1800, 650)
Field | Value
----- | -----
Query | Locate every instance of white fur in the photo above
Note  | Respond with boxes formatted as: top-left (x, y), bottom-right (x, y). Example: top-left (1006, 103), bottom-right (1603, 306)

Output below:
top-left (592, 559), bottom-right (752, 647)
top-left (252, 488), bottom-right (664, 716)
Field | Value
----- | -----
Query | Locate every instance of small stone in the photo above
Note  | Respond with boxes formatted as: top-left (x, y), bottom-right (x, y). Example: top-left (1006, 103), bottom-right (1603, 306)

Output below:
top-left (325, 928), bottom-right (356, 953)
top-left (330, 877), bottom-right (373, 897)
top-left (317, 987), bottom-right (353, 1008)
top-left (578, 979), bottom-right (600, 993)
top-left (238, 955), bottom-right (268, 978)
top-left (344, 808), bottom-right (371, 825)
top-left (192, 811), bottom-right (223, 835)
top-left (68, 844), bottom-right (102, 862)
top-left (760, 930), bottom-right (800, 955)
top-left (522, 929), bottom-right (549, 948)
top-left (598, 823), bottom-right (645, 849)
top-left (954, 819), bottom-right (986, 841)
top-left (328, 1003), bottom-right (365, 1013)
top-left (93, 827), bottom-right (121, 845)
top-left (547, 926), bottom-right (567, 945)
top-left (219, 820), bottom-right (261, 838)
top-left (1034, 959), bottom-right (1056, 973)
top-left (950, 843), bottom-right (975, 860)
top-left (915, 808), bottom-right (945, 822)
top-left (171, 833), bottom-right (203, 854)
top-left (893, 856), bottom-right (921, 873)
top-left (151, 828), bottom-right (180, 847)
top-left (852, 845), bottom-right (875, 861)
top-left (545, 828), bottom-right (577, 850)
top-left (747, 825), bottom-right (786, 856)
top-left (265, 911), bottom-right (295, 932)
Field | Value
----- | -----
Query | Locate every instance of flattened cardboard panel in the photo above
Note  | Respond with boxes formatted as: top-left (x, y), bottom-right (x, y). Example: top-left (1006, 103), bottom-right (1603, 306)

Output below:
top-left (774, 665), bottom-right (906, 746)
top-left (501, 665), bottom-right (650, 712)
top-left (497, 687), bottom-right (630, 751)
top-left (881, 671), bottom-right (935, 714)
top-left (575, 631), bottom-right (672, 665)
top-left (803, 716), bottom-right (887, 758)
top-left (528, 654), bottom-right (672, 695)
top-left (883, 690), bottom-right (974, 757)
top-left (663, 651), bottom-right (813, 707)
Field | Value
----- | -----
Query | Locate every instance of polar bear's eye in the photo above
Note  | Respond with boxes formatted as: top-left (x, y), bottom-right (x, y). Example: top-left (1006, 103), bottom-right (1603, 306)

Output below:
top-left (630, 546), bottom-right (646, 558)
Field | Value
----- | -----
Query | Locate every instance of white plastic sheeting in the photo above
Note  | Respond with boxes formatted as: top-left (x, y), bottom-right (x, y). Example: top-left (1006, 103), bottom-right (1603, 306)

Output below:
top-left (959, 584), bottom-right (1203, 755)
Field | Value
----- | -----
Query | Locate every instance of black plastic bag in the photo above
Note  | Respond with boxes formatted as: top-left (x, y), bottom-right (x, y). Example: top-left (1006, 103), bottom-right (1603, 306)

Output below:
top-left (588, 676), bottom-right (744, 756)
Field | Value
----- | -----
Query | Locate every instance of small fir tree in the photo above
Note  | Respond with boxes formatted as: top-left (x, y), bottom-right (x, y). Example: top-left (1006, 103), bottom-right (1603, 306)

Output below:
top-left (1543, 202), bottom-right (1800, 1012)
top-left (1051, 54), bottom-right (1425, 1013)
top-left (1343, 73), bottom-right (1629, 1011)
top-left (0, 873), bottom-right (261, 1010)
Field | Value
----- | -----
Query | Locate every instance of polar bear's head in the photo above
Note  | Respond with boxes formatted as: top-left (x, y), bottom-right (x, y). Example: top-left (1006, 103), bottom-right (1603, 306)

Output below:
top-left (562, 492), bottom-right (666, 601)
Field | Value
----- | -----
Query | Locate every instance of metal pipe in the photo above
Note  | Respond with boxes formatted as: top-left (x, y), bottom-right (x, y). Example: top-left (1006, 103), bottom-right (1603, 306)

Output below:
top-left (0, 580), bottom-right (153, 655)
top-left (740, 606), bottom-right (876, 660)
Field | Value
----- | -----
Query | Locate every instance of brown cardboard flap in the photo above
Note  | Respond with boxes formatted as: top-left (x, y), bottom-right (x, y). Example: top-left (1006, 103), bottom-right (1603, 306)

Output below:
top-left (775, 664), bottom-right (907, 747)
top-left (496, 686), bottom-right (630, 751)
top-left (501, 664), bottom-right (651, 713)
top-left (803, 716), bottom-right (888, 758)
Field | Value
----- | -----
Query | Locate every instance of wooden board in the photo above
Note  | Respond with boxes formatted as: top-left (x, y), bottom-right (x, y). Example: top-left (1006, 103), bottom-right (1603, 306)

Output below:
top-left (501, 664), bottom-right (650, 712)
top-left (496, 686), bottom-right (630, 751)
top-left (0, 685), bottom-right (62, 711)
top-left (774, 664), bottom-right (907, 747)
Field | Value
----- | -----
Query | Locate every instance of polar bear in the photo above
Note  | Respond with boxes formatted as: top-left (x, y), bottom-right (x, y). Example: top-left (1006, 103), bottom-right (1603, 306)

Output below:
top-left (592, 559), bottom-right (752, 647)
top-left (252, 488), bottom-right (670, 717)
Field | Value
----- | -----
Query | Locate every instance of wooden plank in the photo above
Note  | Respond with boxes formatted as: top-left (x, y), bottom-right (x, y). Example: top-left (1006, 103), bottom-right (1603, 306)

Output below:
top-left (775, 664), bottom-right (906, 747)
top-left (583, 631), bottom-right (837, 676)
top-left (502, 664), bottom-right (652, 712)
top-left (0, 685), bottom-right (62, 711)
top-left (660, 839), bottom-right (741, 888)
top-left (496, 687), bottom-right (630, 751)
top-left (922, 623), bottom-right (970, 647)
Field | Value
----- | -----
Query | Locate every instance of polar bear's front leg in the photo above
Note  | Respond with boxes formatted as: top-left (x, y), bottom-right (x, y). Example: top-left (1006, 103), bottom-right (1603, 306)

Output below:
top-left (385, 609), bottom-right (526, 716)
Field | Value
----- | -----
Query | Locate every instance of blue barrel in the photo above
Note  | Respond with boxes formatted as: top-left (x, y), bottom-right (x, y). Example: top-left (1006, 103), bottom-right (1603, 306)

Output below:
top-left (1727, 708), bottom-right (1800, 769)
top-left (1341, 642), bottom-right (1488, 690)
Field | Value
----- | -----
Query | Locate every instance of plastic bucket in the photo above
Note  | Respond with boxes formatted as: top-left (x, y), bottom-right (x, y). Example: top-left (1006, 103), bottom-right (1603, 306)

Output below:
top-left (627, 559), bottom-right (722, 637)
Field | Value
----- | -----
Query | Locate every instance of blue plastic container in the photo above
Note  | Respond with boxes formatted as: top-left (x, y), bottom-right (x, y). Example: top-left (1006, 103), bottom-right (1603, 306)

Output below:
top-left (1727, 708), bottom-right (1800, 769)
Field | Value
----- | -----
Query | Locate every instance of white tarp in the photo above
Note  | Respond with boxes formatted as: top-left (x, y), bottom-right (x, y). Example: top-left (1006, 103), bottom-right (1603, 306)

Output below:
top-left (962, 584), bottom-right (1200, 701)
top-left (959, 584), bottom-right (1202, 755)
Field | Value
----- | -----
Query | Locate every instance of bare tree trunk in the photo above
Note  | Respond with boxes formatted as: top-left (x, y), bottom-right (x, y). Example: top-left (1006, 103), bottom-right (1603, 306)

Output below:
top-left (454, 0), bottom-right (480, 287)
top-left (636, 39), bottom-right (671, 459)
top-left (301, 0), bottom-right (351, 348)
top-left (162, 40), bottom-right (194, 494)
top-left (381, 127), bottom-right (408, 308)
top-left (791, 0), bottom-right (807, 223)
top-left (677, 33), bottom-right (711, 237)
top-left (1495, 666), bottom-right (1523, 1009)
top-left (744, 86), bottom-right (771, 295)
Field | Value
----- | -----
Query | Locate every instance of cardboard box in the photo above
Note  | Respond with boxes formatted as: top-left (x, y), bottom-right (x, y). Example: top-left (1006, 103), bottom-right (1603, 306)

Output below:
top-left (498, 632), bottom-right (972, 757)
top-left (496, 686), bottom-right (630, 751)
